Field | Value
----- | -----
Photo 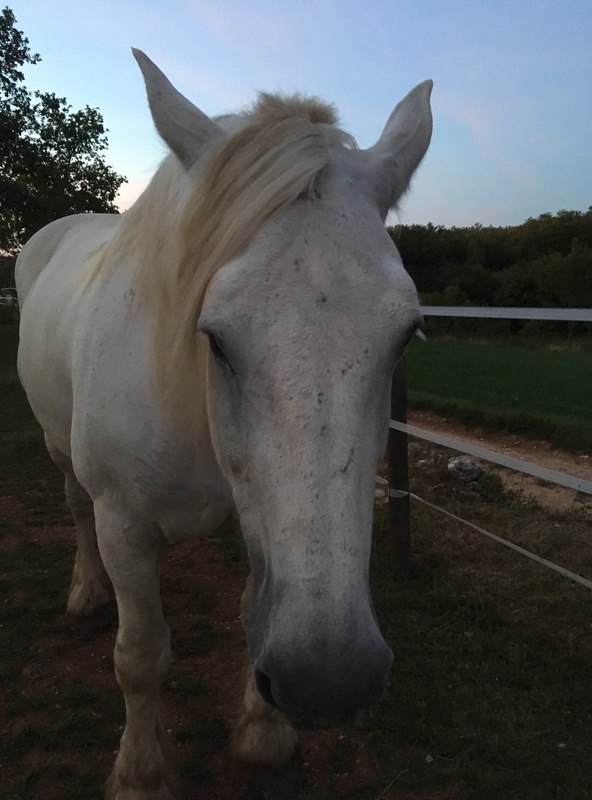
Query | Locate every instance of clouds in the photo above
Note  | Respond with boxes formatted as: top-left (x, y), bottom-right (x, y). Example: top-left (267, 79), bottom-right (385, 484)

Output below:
top-left (441, 92), bottom-right (536, 192)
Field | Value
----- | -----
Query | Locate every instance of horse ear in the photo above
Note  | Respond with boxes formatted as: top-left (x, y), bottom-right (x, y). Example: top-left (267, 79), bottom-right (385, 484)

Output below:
top-left (364, 80), bottom-right (433, 216)
top-left (132, 48), bottom-right (223, 168)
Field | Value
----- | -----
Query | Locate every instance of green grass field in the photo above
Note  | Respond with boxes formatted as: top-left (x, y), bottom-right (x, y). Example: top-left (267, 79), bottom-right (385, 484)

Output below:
top-left (408, 337), bottom-right (592, 452)
top-left (2, 324), bottom-right (592, 799)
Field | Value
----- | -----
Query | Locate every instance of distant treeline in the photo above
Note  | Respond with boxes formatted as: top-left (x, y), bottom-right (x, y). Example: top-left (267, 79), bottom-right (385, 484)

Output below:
top-left (389, 208), bottom-right (592, 315)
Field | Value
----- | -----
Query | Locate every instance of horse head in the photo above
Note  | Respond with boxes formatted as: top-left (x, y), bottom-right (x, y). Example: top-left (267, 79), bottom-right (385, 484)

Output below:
top-left (135, 50), bottom-right (432, 728)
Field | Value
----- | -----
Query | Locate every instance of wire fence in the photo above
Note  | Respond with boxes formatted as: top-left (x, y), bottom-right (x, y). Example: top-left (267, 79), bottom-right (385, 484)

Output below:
top-left (387, 306), bottom-right (592, 589)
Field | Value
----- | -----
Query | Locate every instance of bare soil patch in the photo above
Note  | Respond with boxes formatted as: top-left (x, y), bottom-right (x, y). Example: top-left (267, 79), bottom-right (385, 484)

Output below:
top-left (409, 411), bottom-right (592, 513)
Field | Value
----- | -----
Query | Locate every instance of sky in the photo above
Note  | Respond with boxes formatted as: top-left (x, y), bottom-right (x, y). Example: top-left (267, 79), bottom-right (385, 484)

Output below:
top-left (8, 0), bottom-right (592, 228)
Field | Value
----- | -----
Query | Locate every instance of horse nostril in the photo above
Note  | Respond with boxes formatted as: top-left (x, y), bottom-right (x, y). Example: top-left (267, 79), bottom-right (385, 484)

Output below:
top-left (254, 669), bottom-right (277, 709)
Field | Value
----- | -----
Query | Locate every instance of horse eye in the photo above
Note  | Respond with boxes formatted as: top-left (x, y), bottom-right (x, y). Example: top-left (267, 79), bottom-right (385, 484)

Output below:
top-left (207, 333), bottom-right (229, 364)
top-left (401, 328), bottom-right (415, 351)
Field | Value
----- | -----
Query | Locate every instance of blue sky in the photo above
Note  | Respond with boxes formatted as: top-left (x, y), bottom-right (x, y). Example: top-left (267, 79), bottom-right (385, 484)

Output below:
top-left (9, 0), bottom-right (592, 228)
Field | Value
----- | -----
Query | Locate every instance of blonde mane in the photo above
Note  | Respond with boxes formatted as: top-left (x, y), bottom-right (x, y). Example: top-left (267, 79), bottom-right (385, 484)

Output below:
top-left (94, 93), bottom-right (355, 432)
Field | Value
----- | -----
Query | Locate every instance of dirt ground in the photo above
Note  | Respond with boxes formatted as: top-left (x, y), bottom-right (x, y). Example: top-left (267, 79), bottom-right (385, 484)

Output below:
top-left (409, 411), bottom-right (592, 513)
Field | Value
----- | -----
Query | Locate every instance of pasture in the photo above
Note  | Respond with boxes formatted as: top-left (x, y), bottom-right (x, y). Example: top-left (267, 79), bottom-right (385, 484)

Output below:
top-left (2, 323), bottom-right (592, 799)
top-left (408, 337), bottom-right (592, 453)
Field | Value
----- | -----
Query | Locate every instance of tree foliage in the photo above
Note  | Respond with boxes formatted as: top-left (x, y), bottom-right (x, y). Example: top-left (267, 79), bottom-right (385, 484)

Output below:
top-left (390, 207), bottom-right (592, 318)
top-left (0, 7), bottom-right (126, 257)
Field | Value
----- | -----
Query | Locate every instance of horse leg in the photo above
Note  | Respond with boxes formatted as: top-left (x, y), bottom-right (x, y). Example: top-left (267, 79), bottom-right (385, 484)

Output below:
top-left (233, 664), bottom-right (300, 769)
top-left (44, 434), bottom-right (112, 631)
top-left (233, 575), bottom-right (301, 798)
top-left (95, 499), bottom-right (174, 800)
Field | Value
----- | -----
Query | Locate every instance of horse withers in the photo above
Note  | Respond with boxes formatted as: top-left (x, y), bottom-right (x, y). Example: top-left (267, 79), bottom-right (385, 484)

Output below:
top-left (16, 49), bottom-right (432, 799)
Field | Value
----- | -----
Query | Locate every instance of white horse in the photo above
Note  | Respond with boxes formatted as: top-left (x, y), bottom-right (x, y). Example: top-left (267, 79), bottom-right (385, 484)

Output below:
top-left (16, 50), bottom-right (432, 799)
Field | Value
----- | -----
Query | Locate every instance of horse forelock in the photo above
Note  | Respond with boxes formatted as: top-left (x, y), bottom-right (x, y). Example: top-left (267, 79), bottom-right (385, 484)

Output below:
top-left (176, 93), bottom-right (354, 312)
top-left (100, 93), bottom-right (356, 433)
top-left (252, 91), bottom-right (339, 126)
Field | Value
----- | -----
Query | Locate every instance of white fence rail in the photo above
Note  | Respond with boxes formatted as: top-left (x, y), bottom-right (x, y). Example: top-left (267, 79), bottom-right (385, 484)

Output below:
top-left (421, 305), bottom-right (592, 322)
top-left (390, 421), bottom-right (592, 496)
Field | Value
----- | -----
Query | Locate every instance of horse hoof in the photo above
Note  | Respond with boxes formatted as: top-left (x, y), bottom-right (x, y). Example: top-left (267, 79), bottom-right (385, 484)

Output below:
top-left (70, 604), bottom-right (115, 638)
top-left (244, 761), bottom-right (306, 800)
top-left (106, 768), bottom-right (177, 800)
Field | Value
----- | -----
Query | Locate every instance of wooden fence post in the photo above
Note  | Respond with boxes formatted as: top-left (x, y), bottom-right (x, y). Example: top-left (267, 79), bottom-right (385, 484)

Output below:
top-left (387, 355), bottom-right (411, 577)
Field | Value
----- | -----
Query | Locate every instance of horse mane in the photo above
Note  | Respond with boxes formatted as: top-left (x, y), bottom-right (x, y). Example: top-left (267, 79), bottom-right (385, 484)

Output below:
top-left (92, 92), bottom-right (355, 433)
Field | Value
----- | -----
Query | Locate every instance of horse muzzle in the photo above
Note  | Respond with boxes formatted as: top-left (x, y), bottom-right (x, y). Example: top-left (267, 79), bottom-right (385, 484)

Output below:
top-left (252, 628), bottom-right (393, 728)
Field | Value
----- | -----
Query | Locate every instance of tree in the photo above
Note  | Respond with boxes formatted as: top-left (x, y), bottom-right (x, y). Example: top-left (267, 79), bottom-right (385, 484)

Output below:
top-left (534, 241), bottom-right (592, 310)
top-left (0, 7), bottom-right (126, 257)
